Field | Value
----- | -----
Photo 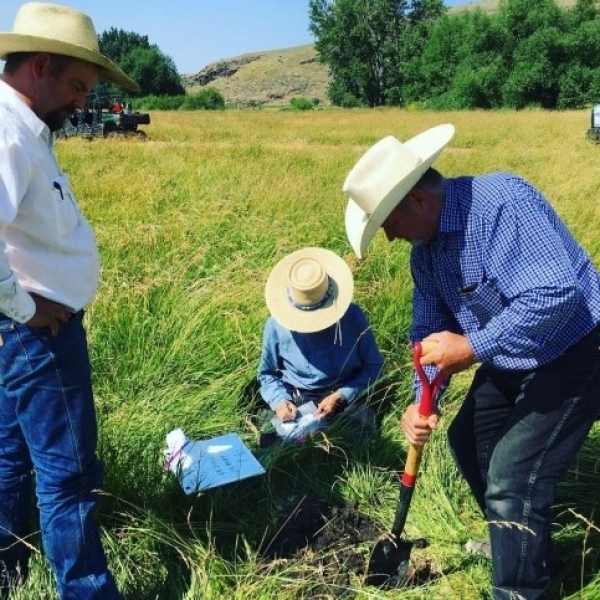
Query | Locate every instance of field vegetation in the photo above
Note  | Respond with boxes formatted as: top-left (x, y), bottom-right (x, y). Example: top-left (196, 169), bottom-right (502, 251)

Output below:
top-left (17, 108), bottom-right (600, 599)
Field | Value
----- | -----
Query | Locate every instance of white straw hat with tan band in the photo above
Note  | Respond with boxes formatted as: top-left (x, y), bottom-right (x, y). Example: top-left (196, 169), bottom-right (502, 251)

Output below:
top-left (265, 247), bottom-right (354, 333)
top-left (343, 123), bottom-right (455, 258)
top-left (0, 2), bottom-right (139, 91)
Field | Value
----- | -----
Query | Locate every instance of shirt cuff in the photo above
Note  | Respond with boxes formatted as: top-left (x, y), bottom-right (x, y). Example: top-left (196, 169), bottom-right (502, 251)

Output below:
top-left (336, 387), bottom-right (355, 404)
top-left (0, 274), bottom-right (36, 323)
top-left (268, 395), bottom-right (290, 411)
top-left (467, 329), bottom-right (498, 364)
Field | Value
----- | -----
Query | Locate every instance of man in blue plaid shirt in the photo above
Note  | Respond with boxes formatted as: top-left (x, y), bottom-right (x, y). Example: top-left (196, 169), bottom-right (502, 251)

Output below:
top-left (343, 124), bottom-right (600, 599)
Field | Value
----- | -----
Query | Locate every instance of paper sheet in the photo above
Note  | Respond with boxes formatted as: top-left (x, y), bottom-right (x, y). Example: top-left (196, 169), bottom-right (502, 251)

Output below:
top-left (271, 401), bottom-right (325, 441)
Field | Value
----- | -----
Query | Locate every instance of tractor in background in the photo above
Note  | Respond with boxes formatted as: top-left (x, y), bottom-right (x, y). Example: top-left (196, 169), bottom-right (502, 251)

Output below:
top-left (101, 111), bottom-right (150, 138)
top-left (57, 92), bottom-right (150, 140)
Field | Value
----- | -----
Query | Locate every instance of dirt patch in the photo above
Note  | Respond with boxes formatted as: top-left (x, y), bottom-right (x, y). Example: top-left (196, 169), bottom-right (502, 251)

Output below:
top-left (260, 495), bottom-right (439, 595)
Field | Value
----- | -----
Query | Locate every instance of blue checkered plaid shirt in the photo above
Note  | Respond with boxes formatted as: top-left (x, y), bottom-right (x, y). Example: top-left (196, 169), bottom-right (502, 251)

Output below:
top-left (410, 173), bottom-right (600, 399)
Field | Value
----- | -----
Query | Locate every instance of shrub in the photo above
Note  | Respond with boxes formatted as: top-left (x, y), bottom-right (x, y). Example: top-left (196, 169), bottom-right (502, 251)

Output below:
top-left (133, 95), bottom-right (185, 111)
top-left (181, 88), bottom-right (225, 110)
top-left (289, 97), bottom-right (314, 111)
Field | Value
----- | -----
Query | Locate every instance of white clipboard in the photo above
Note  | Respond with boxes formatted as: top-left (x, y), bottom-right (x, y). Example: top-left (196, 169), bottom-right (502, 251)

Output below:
top-left (164, 429), bottom-right (266, 495)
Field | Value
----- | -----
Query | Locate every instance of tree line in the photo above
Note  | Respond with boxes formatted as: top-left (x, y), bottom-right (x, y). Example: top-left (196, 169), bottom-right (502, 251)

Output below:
top-left (309, 0), bottom-right (600, 109)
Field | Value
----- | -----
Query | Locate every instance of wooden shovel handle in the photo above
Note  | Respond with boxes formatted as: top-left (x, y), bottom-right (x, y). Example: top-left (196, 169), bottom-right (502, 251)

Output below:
top-left (401, 443), bottom-right (423, 487)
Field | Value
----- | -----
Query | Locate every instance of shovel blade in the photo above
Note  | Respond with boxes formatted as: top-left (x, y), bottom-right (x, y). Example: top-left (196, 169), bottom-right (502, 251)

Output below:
top-left (366, 534), bottom-right (413, 587)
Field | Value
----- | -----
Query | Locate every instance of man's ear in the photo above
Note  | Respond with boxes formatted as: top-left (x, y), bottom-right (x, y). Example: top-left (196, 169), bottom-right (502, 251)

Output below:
top-left (30, 53), bottom-right (53, 80)
top-left (410, 186), bottom-right (441, 220)
top-left (408, 187), bottom-right (428, 210)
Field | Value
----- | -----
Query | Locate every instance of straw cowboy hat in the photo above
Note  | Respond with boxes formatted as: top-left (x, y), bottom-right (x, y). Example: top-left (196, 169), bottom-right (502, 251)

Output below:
top-left (265, 247), bottom-right (354, 333)
top-left (343, 123), bottom-right (455, 258)
top-left (0, 2), bottom-right (139, 91)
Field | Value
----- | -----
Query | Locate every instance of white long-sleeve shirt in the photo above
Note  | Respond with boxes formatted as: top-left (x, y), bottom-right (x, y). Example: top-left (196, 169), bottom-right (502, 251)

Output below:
top-left (0, 80), bottom-right (100, 322)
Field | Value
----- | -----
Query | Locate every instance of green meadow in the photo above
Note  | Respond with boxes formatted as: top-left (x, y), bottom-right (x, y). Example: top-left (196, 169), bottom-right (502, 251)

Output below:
top-left (18, 109), bottom-right (600, 599)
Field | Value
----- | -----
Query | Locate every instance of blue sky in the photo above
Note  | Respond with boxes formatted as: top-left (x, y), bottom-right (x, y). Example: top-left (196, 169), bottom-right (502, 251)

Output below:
top-left (0, 0), bottom-right (470, 75)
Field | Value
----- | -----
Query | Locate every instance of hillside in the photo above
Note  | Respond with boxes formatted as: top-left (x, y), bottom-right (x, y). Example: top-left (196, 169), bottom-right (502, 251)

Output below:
top-left (183, 44), bottom-right (330, 108)
top-left (182, 0), bottom-right (581, 108)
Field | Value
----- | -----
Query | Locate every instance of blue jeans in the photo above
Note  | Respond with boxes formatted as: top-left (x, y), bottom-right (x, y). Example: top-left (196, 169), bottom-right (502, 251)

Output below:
top-left (0, 312), bottom-right (121, 599)
top-left (448, 325), bottom-right (600, 599)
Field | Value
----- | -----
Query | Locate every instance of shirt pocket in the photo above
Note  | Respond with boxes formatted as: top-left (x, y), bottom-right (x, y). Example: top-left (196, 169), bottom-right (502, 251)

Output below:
top-left (51, 174), bottom-right (79, 236)
top-left (461, 279), bottom-right (504, 328)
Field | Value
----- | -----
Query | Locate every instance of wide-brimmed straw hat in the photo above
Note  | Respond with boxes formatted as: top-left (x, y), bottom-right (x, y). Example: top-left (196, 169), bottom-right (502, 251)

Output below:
top-left (265, 247), bottom-right (354, 333)
top-left (343, 124), bottom-right (455, 258)
top-left (0, 2), bottom-right (139, 91)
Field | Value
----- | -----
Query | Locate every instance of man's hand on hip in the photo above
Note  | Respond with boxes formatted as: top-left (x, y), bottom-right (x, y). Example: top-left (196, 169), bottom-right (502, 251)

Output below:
top-left (27, 294), bottom-right (71, 336)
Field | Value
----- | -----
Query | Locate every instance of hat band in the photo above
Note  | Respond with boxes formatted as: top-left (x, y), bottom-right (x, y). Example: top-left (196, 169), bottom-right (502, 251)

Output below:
top-left (287, 278), bottom-right (333, 311)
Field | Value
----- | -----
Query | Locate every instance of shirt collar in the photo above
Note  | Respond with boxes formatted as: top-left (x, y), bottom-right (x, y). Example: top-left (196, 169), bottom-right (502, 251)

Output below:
top-left (0, 79), bottom-right (50, 143)
top-left (438, 178), bottom-right (464, 235)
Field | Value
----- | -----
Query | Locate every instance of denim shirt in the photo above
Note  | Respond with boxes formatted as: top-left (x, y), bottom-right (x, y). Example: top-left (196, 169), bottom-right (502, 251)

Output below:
top-left (258, 303), bottom-right (384, 410)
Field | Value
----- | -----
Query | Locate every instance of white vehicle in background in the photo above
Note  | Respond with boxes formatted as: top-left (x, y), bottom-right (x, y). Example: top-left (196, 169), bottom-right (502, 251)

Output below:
top-left (587, 104), bottom-right (600, 142)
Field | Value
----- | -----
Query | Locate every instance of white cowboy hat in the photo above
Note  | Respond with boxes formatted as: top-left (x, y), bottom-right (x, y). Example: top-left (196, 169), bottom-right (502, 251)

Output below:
top-left (265, 247), bottom-right (354, 333)
top-left (343, 124), bottom-right (455, 258)
top-left (0, 2), bottom-right (139, 91)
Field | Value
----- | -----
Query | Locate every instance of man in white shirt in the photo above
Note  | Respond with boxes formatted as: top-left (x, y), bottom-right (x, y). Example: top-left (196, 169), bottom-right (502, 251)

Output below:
top-left (0, 4), bottom-right (138, 598)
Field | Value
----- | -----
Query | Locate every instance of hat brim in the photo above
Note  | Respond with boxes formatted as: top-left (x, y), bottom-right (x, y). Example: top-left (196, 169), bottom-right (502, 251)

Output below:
top-left (0, 34), bottom-right (139, 91)
top-left (265, 247), bottom-right (354, 333)
top-left (344, 124), bottom-right (455, 258)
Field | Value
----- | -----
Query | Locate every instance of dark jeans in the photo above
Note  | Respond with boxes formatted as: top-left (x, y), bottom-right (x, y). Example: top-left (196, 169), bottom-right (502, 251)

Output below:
top-left (448, 325), bottom-right (600, 600)
top-left (0, 312), bottom-right (121, 599)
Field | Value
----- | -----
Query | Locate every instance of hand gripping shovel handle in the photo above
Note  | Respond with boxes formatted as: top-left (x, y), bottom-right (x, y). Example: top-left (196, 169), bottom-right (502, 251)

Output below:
top-left (391, 341), bottom-right (447, 538)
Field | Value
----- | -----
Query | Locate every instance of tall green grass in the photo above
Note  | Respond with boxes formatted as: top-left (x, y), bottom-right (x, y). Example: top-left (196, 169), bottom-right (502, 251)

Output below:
top-left (14, 108), bottom-right (599, 599)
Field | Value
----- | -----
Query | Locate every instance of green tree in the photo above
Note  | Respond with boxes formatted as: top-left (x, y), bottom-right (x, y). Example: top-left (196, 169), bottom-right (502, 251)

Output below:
top-left (97, 28), bottom-right (184, 96)
top-left (447, 55), bottom-right (505, 109)
top-left (496, 0), bottom-right (565, 63)
top-left (568, 0), bottom-right (598, 27)
top-left (564, 19), bottom-right (600, 69)
top-left (557, 16), bottom-right (600, 108)
top-left (557, 63), bottom-right (595, 108)
top-left (98, 28), bottom-right (151, 61)
top-left (501, 27), bottom-right (565, 108)
top-left (119, 47), bottom-right (185, 96)
top-left (404, 8), bottom-right (506, 108)
top-left (402, 13), bottom-right (469, 105)
top-left (309, 0), bottom-right (443, 107)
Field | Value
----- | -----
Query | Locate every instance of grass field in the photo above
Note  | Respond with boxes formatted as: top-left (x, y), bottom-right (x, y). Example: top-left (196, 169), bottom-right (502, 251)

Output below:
top-left (17, 108), bottom-right (600, 599)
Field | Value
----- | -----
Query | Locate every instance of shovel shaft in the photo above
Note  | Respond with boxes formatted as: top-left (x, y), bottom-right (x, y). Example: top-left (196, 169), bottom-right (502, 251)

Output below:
top-left (392, 444), bottom-right (423, 537)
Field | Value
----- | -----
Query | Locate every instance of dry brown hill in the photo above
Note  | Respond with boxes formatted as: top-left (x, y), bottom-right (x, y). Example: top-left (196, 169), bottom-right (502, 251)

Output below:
top-left (183, 44), bottom-right (330, 108)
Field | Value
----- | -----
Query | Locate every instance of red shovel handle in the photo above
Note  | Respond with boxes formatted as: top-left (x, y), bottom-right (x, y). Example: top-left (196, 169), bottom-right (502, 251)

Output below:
top-left (413, 341), bottom-right (447, 418)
